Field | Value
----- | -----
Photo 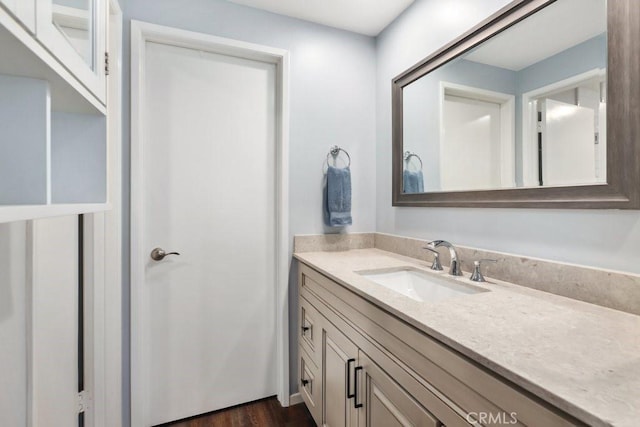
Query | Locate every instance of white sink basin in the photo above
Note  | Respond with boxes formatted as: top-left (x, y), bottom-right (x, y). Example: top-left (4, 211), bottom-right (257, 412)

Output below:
top-left (357, 267), bottom-right (487, 303)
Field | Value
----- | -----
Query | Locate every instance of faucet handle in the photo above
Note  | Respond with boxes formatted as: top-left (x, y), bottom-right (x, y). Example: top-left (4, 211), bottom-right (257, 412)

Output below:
top-left (423, 247), bottom-right (443, 271)
top-left (470, 259), bottom-right (497, 282)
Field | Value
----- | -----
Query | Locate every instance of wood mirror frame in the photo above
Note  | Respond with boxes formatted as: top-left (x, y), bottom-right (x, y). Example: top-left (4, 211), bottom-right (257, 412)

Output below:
top-left (392, 0), bottom-right (640, 209)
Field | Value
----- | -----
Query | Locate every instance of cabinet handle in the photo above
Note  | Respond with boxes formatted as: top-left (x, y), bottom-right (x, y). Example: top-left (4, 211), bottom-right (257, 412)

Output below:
top-left (301, 378), bottom-right (309, 387)
top-left (346, 358), bottom-right (355, 399)
top-left (354, 366), bottom-right (363, 409)
top-left (301, 326), bottom-right (310, 335)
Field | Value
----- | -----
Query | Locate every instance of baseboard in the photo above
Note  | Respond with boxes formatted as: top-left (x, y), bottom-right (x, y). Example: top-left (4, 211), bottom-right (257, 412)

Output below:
top-left (289, 392), bottom-right (304, 406)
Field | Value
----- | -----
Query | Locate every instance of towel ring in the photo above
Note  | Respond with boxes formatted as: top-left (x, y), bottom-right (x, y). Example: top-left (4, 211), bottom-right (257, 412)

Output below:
top-left (404, 151), bottom-right (423, 169)
top-left (326, 145), bottom-right (351, 168)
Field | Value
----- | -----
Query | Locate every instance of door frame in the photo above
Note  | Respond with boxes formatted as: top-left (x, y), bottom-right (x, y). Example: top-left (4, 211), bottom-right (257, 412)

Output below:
top-left (130, 20), bottom-right (290, 426)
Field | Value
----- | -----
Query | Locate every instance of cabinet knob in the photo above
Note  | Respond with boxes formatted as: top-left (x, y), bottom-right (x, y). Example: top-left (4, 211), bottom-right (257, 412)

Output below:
top-left (301, 379), bottom-right (309, 387)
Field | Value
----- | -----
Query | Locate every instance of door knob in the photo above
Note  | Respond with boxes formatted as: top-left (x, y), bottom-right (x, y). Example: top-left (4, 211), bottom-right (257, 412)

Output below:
top-left (150, 247), bottom-right (180, 261)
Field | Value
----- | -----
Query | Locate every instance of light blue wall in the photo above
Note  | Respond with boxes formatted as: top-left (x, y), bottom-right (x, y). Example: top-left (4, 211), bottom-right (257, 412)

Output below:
top-left (376, 0), bottom-right (640, 277)
top-left (0, 75), bottom-right (49, 205)
top-left (517, 33), bottom-right (607, 94)
top-left (121, 1), bottom-right (377, 424)
top-left (51, 112), bottom-right (106, 203)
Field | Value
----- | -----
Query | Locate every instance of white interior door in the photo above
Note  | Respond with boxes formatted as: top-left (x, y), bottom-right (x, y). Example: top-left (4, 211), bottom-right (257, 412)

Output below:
top-left (441, 95), bottom-right (502, 191)
top-left (140, 41), bottom-right (277, 426)
top-left (541, 99), bottom-right (596, 186)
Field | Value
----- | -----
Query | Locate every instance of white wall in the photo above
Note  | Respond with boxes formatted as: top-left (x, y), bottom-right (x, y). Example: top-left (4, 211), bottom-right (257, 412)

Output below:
top-left (121, 0), bottom-right (377, 420)
top-left (376, 0), bottom-right (640, 274)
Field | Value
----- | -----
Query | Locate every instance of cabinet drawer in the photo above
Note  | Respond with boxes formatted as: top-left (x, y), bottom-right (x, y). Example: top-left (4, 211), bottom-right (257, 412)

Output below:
top-left (299, 346), bottom-right (322, 426)
top-left (300, 295), bottom-right (321, 365)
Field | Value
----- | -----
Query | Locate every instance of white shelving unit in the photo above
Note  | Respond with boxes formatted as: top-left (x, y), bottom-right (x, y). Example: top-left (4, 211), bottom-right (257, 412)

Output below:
top-left (0, 2), bottom-right (109, 224)
top-left (0, 2), bottom-right (123, 426)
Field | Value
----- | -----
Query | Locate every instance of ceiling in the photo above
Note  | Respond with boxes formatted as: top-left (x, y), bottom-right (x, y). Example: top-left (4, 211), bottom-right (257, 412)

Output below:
top-left (226, 0), bottom-right (415, 36)
top-left (464, 0), bottom-right (606, 71)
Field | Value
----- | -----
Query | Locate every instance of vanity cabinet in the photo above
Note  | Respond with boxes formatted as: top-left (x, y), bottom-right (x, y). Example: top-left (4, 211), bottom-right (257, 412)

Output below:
top-left (36, 0), bottom-right (108, 103)
top-left (298, 263), bottom-right (584, 427)
top-left (299, 270), bottom-right (459, 427)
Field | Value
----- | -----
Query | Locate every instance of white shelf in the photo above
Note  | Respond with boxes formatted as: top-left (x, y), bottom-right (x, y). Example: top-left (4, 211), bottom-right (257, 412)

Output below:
top-left (0, 203), bottom-right (111, 224)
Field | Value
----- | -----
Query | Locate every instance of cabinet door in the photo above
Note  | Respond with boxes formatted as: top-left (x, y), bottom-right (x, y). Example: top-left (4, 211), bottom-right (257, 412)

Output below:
top-left (0, 0), bottom-right (36, 31)
top-left (29, 216), bottom-right (81, 426)
top-left (323, 320), bottom-right (358, 427)
top-left (357, 351), bottom-right (443, 427)
top-left (36, 0), bottom-right (107, 103)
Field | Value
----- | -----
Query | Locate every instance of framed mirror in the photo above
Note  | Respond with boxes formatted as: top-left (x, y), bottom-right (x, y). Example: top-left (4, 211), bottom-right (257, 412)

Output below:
top-left (392, 0), bottom-right (640, 209)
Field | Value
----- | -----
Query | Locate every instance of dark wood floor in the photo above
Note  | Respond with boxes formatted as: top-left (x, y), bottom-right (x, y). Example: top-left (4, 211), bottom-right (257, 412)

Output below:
top-left (160, 397), bottom-right (316, 427)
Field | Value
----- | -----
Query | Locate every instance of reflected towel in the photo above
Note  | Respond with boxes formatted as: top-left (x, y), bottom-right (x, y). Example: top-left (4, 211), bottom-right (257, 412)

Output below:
top-left (403, 170), bottom-right (424, 194)
top-left (324, 166), bottom-right (352, 227)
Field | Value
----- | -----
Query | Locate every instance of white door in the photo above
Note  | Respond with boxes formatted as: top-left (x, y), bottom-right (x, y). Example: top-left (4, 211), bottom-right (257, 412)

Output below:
top-left (441, 95), bottom-right (502, 191)
top-left (541, 99), bottom-right (596, 186)
top-left (139, 41), bottom-right (277, 426)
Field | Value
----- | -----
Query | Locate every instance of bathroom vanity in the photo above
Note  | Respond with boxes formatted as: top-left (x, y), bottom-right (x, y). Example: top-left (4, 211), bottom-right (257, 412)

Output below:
top-left (294, 248), bottom-right (639, 427)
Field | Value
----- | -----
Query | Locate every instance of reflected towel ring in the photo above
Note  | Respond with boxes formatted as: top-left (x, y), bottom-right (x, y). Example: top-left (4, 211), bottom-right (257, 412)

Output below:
top-left (404, 151), bottom-right (423, 169)
top-left (326, 145), bottom-right (351, 168)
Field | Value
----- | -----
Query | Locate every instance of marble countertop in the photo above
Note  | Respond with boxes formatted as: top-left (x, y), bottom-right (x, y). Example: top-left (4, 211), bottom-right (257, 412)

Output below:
top-left (294, 248), bottom-right (640, 427)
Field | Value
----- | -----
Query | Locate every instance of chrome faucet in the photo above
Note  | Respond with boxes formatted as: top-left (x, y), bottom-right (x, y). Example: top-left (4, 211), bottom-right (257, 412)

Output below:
top-left (427, 240), bottom-right (462, 276)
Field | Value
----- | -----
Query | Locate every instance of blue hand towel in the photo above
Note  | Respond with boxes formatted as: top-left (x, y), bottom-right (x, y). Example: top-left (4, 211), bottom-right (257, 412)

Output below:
top-left (403, 170), bottom-right (424, 194)
top-left (325, 166), bottom-right (352, 227)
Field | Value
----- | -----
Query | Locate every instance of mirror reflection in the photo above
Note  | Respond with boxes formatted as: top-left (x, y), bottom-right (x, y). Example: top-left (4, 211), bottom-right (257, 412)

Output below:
top-left (402, 0), bottom-right (607, 193)
top-left (52, 0), bottom-right (95, 69)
